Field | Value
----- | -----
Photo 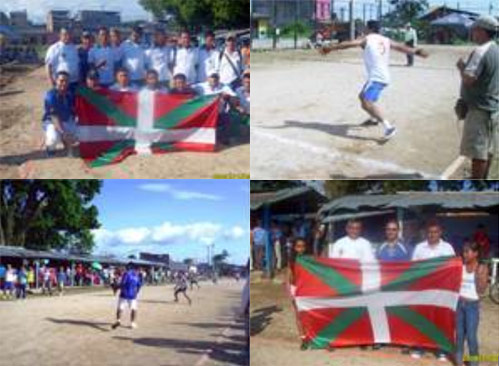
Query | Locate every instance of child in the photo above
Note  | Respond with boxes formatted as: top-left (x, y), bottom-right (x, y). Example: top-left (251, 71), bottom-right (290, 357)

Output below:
top-left (455, 242), bottom-right (488, 366)
top-left (288, 237), bottom-right (307, 349)
top-left (57, 266), bottom-right (66, 296)
top-left (174, 271), bottom-right (192, 305)
top-left (16, 266), bottom-right (27, 300)
top-left (4, 264), bottom-right (16, 300)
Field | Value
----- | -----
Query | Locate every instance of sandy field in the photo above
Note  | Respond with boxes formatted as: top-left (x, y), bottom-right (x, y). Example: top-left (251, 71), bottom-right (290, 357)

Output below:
top-left (251, 45), bottom-right (499, 179)
top-left (250, 272), bottom-right (499, 366)
top-left (0, 67), bottom-right (249, 179)
top-left (0, 280), bottom-right (247, 366)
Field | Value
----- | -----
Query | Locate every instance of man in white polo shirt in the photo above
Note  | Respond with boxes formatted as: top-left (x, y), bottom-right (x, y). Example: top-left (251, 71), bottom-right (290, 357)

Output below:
top-left (411, 220), bottom-right (455, 362)
top-left (197, 30), bottom-right (220, 83)
top-left (88, 27), bottom-right (116, 87)
top-left (121, 26), bottom-right (147, 87)
top-left (172, 30), bottom-right (199, 84)
top-left (328, 219), bottom-right (375, 262)
top-left (145, 27), bottom-right (172, 90)
top-left (45, 28), bottom-right (80, 92)
top-left (219, 33), bottom-right (243, 90)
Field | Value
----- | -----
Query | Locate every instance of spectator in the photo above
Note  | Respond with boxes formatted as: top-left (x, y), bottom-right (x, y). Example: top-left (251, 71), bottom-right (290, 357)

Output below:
top-left (27, 266), bottom-right (35, 289)
top-left (57, 266), bottom-right (66, 296)
top-left (16, 266), bottom-right (27, 300)
top-left (45, 28), bottom-right (80, 92)
top-left (328, 219), bottom-right (374, 261)
top-left (4, 264), bottom-right (16, 300)
top-left (252, 219), bottom-right (268, 270)
top-left (456, 15), bottom-right (499, 179)
top-left (472, 224), bottom-right (491, 259)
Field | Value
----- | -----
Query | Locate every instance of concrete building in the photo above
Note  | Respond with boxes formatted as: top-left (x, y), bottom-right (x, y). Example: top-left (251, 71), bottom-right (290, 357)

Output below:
top-left (75, 10), bottom-right (120, 31)
top-left (47, 10), bottom-right (71, 33)
top-left (9, 10), bottom-right (29, 28)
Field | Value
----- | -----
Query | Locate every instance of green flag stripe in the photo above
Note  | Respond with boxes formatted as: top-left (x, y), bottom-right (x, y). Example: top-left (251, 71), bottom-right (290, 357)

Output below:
top-left (88, 140), bottom-right (135, 168)
top-left (308, 307), bottom-right (366, 349)
top-left (297, 256), bottom-right (359, 296)
top-left (387, 306), bottom-right (454, 353)
top-left (77, 87), bottom-right (136, 127)
top-left (381, 256), bottom-right (454, 291)
top-left (154, 95), bottom-right (217, 129)
top-left (150, 142), bottom-right (176, 152)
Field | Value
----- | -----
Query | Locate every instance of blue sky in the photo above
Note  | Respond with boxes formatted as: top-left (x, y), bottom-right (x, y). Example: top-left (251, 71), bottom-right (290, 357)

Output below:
top-left (90, 180), bottom-right (250, 265)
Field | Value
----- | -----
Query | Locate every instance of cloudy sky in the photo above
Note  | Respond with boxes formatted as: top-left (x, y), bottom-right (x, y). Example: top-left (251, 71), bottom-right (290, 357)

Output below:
top-left (90, 180), bottom-right (249, 265)
top-left (0, 0), bottom-right (151, 24)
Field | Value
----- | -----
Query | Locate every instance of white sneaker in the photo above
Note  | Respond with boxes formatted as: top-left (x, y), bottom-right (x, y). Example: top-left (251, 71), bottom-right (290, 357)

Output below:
top-left (384, 126), bottom-right (397, 140)
top-left (437, 354), bottom-right (448, 362)
top-left (131, 322), bottom-right (137, 329)
top-left (410, 352), bottom-right (422, 359)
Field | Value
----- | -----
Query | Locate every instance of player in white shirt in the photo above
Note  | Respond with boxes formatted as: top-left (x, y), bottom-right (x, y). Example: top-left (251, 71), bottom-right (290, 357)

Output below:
top-left (110, 68), bottom-right (137, 92)
top-left (219, 33), bottom-right (243, 89)
top-left (197, 30), bottom-right (220, 83)
top-left (319, 20), bottom-right (429, 140)
top-left (172, 31), bottom-right (199, 84)
top-left (328, 219), bottom-right (375, 262)
top-left (88, 27), bottom-right (116, 87)
top-left (145, 28), bottom-right (172, 90)
top-left (411, 220), bottom-right (456, 362)
top-left (45, 28), bottom-right (80, 91)
top-left (121, 26), bottom-right (147, 87)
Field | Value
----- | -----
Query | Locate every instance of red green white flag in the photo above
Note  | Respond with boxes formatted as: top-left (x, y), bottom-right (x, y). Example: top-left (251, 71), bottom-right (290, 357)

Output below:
top-left (293, 255), bottom-right (461, 353)
top-left (75, 87), bottom-right (220, 167)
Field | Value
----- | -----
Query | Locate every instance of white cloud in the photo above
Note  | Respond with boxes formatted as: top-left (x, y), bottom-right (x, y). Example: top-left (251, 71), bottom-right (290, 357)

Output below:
top-left (116, 227), bottom-right (150, 244)
top-left (138, 183), bottom-right (222, 201)
top-left (224, 226), bottom-right (246, 240)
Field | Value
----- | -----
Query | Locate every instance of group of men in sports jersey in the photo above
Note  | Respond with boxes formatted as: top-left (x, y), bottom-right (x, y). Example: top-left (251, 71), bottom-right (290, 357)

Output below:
top-left (42, 26), bottom-right (250, 156)
top-left (319, 16), bottom-right (498, 179)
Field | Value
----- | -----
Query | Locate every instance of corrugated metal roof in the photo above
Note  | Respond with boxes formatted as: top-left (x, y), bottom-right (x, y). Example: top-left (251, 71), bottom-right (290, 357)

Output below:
top-left (251, 186), bottom-right (323, 210)
top-left (319, 192), bottom-right (499, 216)
top-left (0, 246), bottom-right (166, 267)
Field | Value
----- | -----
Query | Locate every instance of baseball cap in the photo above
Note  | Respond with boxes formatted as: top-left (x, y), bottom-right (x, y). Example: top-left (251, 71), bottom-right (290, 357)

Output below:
top-left (472, 15), bottom-right (499, 32)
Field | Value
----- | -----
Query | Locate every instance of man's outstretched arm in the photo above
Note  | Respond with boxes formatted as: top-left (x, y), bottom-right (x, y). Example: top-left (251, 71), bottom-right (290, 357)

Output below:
top-left (319, 38), bottom-right (366, 55)
top-left (390, 40), bottom-right (429, 58)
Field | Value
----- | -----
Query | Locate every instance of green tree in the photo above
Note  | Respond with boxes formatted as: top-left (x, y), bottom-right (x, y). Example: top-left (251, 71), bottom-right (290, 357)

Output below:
top-left (139, 0), bottom-right (249, 30)
top-left (212, 249), bottom-right (229, 266)
top-left (183, 258), bottom-right (194, 266)
top-left (387, 0), bottom-right (429, 23)
top-left (0, 180), bottom-right (102, 253)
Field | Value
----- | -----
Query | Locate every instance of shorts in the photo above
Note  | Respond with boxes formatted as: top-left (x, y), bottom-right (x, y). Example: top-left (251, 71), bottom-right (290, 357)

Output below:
top-left (43, 118), bottom-right (77, 148)
top-left (4, 281), bottom-right (13, 290)
top-left (118, 298), bottom-right (138, 311)
top-left (360, 81), bottom-right (387, 102)
top-left (460, 108), bottom-right (499, 160)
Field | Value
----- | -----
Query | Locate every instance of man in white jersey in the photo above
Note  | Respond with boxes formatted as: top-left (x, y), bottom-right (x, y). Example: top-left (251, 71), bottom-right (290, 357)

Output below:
top-left (197, 30), bottom-right (220, 83)
top-left (45, 28), bottom-right (80, 92)
top-left (145, 27), bottom-right (172, 90)
top-left (121, 26), bottom-right (147, 87)
top-left (411, 220), bottom-right (455, 362)
top-left (171, 30), bottom-right (199, 84)
top-left (328, 219), bottom-right (374, 262)
top-left (319, 20), bottom-right (428, 140)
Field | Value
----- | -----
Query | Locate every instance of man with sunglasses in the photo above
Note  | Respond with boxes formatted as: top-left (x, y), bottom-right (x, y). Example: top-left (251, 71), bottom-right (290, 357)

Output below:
top-left (376, 220), bottom-right (411, 261)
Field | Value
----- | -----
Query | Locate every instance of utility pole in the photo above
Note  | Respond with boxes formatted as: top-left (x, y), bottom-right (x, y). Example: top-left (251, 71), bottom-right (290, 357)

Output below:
top-left (363, 3), bottom-right (366, 24)
top-left (378, 0), bottom-right (383, 23)
top-left (490, 0), bottom-right (493, 15)
top-left (349, 0), bottom-right (355, 40)
top-left (272, 0), bottom-right (277, 49)
top-left (340, 6), bottom-right (345, 22)
top-left (369, 3), bottom-right (373, 20)
top-left (294, 0), bottom-right (298, 49)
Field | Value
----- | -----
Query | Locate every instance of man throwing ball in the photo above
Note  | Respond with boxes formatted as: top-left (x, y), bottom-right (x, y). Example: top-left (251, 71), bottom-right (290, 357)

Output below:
top-left (112, 262), bottom-right (142, 329)
top-left (319, 20), bottom-right (429, 140)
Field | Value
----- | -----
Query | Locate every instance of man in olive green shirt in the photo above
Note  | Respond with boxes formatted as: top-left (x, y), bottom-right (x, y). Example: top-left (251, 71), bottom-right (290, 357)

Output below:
top-left (457, 15), bottom-right (499, 179)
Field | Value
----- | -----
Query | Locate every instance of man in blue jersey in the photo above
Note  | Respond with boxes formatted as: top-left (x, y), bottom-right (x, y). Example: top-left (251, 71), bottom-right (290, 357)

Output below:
top-left (376, 220), bottom-right (411, 261)
top-left (112, 262), bottom-right (142, 329)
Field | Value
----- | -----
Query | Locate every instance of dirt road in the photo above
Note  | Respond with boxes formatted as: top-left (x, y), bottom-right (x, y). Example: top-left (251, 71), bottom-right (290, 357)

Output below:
top-left (0, 67), bottom-right (249, 179)
top-left (0, 280), bottom-right (247, 366)
top-left (250, 274), bottom-right (499, 366)
top-left (251, 45), bottom-right (498, 179)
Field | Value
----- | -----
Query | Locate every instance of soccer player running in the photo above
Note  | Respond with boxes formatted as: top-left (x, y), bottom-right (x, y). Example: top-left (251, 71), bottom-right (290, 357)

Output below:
top-left (319, 20), bottom-right (429, 140)
top-left (112, 262), bottom-right (142, 329)
top-left (173, 271), bottom-right (192, 305)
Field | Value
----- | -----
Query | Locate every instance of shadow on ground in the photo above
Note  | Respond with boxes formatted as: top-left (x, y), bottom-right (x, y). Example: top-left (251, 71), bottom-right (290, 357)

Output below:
top-left (250, 305), bottom-right (283, 336)
top-left (264, 120), bottom-right (388, 144)
top-left (113, 335), bottom-right (248, 366)
top-left (45, 317), bottom-right (111, 332)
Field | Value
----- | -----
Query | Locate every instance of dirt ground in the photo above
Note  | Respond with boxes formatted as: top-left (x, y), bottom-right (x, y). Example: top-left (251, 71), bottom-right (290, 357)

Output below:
top-left (250, 272), bottom-right (499, 366)
top-left (0, 280), bottom-right (247, 366)
top-left (0, 66), bottom-right (249, 179)
top-left (251, 45), bottom-right (499, 179)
